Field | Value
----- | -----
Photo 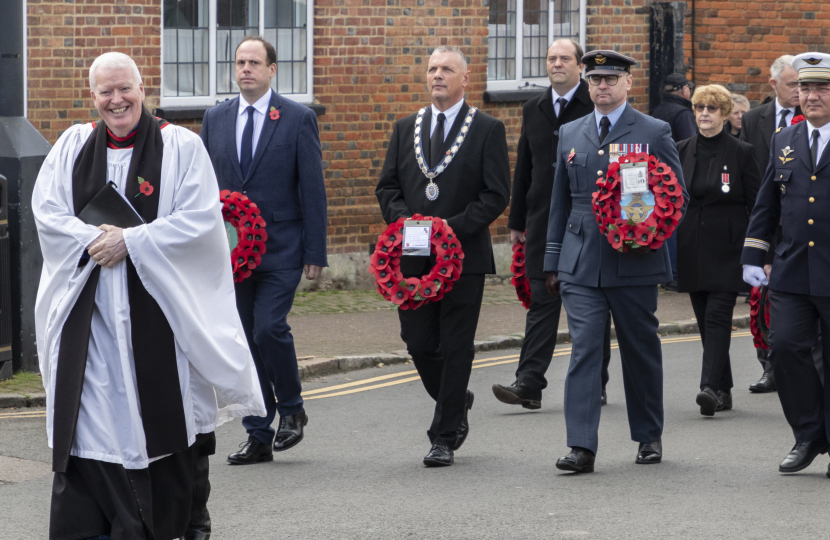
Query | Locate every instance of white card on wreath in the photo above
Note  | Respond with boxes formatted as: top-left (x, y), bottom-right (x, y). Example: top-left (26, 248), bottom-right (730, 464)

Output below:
top-left (402, 220), bottom-right (432, 256)
top-left (620, 162), bottom-right (648, 195)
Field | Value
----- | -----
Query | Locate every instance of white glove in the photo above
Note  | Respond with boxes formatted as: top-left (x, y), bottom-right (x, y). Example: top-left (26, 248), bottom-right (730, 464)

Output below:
top-left (742, 265), bottom-right (769, 287)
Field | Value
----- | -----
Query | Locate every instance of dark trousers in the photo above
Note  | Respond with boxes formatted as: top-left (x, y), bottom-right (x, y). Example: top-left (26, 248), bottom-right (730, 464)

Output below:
top-left (236, 267), bottom-right (304, 445)
top-left (666, 234), bottom-right (678, 281)
top-left (398, 273), bottom-right (486, 446)
top-left (768, 291), bottom-right (830, 444)
top-left (689, 291), bottom-right (738, 392)
top-left (515, 278), bottom-right (611, 394)
top-left (560, 282), bottom-right (663, 454)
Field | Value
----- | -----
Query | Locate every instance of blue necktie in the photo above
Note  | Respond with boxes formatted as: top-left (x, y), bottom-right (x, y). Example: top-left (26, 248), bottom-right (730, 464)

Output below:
top-left (240, 105), bottom-right (255, 178)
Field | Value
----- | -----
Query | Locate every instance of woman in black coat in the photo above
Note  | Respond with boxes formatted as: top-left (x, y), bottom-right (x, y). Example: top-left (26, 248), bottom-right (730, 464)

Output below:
top-left (676, 84), bottom-right (761, 416)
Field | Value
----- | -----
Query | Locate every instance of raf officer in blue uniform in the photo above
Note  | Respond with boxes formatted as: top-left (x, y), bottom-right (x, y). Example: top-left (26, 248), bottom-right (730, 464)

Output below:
top-left (201, 36), bottom-right (328, 465)
top-left (741, 52), bottom-right (830, 478)
top-left (544, 50), bottom-right (687, 473)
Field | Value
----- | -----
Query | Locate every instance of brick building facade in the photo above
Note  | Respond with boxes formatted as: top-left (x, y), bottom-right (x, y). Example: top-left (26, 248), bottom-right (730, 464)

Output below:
top-left (24, 0), bottom-right (830, 288)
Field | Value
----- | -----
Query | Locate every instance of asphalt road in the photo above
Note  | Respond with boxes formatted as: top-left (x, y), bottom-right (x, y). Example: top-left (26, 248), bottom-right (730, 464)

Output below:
top-left (1, 332), bottom-right (828, 539)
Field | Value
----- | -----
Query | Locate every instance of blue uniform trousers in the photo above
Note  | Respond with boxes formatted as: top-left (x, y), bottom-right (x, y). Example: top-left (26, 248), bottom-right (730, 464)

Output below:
top-left (236, 268), bottom-right (305, 445)
top-left (560, 282), bottom-right (664, 454)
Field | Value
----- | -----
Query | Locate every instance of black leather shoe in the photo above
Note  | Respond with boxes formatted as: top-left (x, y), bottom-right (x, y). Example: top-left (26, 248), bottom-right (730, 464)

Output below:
top-left (717, 390), bottom-right (732, 411)
top-left (183, 506), bottom-right (211, 540)
top-left (661, 281), bottom-right (678, 292)
top-left (452, 390), bottom-right (474, 451)
top-left (274, 410), bottom-right (308, 452)
top-left (750, 372), bottom-right (776, 393)
top-left (601, 386), bottom-right (608, 406)
top-left (423, 443), bottom-right (454, 467)
top-left (492, 381), bottom-right (541, 409)
top-left (696, 387), bottom-right (720, 416)
top-left (227, 436), bottom-right (273, 465)
top-left (636, 440), bottom-right (662, 464)
top-left (556, 447), bottom-right (595, 473)
top-left (779, 439), bottom-right (830, 473)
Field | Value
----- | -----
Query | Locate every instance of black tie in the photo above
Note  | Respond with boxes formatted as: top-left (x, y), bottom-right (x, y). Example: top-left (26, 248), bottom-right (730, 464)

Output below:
top-left (556, 98), bottom-right (568, 118)
top-left (811, 129), bottom-right (820, 170)
top-left (240, 105), bottom-right (255, 178)
top-left (430, 112), bottom-right (446, 168)
top-left (599, 116), bottom-right (611, 144)
top-left (779, 109), bottom-right (790, 129)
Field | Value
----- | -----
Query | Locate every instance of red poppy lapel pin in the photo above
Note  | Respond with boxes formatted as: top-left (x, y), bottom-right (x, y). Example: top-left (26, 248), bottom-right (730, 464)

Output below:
top-left (567, 148), bottom-right (576, 163)
top-left (136, 176), bottom-right (154, 197)
top-left (269, 106), bottom-right (280, 121)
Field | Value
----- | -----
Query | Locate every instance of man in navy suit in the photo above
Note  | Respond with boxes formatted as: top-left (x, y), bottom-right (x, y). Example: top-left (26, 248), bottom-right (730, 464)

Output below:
top-left (200, 36), bottom-right (328, 465)
top-left (742, 52), bottom-right (830, 477)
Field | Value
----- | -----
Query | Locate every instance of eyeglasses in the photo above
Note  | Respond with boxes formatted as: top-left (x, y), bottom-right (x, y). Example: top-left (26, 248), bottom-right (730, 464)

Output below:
top-left (694, 104), bottom-right (720, 113)
top-left (587, 75), bottom-right (621, 86)
top-left (798, 83), bottom-right (830, 95)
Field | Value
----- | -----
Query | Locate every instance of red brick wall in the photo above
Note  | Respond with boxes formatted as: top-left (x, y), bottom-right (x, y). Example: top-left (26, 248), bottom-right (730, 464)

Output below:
top-left (26, 0), bottom-right (162, 144)
top-left (691, 0), bottom-right (830, 104)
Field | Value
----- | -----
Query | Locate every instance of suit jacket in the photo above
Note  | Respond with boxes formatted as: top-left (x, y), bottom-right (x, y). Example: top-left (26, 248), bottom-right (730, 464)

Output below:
top-left (741, 121), bottom-right (830, 296)
top-left (200, 90), bottom-right (328, 271)
top-left (508, 80), bottom-right (594, 279)
top-left (376, 102), bottom-right (511, 275)
top-left (676, 132), bottom-right (760, 292)
top-left (651, 94), bottom-right (697, 143)
top-left (544, 103), bottom-right (688, 287)
top-left (740, 100), bottom-right (803, 176)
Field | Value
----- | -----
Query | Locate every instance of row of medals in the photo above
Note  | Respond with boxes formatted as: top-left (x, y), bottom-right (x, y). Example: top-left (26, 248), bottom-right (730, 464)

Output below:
top-left (414, 106), bottom-right (478, 201)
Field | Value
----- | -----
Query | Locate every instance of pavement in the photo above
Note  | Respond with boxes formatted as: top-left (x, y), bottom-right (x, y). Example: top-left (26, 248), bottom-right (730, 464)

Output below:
top-left (2, 332), bottom-right (828, 539)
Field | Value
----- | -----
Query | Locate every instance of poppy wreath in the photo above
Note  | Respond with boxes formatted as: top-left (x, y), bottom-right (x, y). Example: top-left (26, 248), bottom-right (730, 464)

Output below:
top-left (369, 214), bottom-right (464, 310)
top-left (791, 114), bottom-right (806, 125)
top-left (510, 240), bottom-right (531, 310)
top-left (220, 190), bottom-right (268, 283)
top-left (592, 152), bottom-right (685, 252)
top-left (749, 285), bottom-right (771, 351)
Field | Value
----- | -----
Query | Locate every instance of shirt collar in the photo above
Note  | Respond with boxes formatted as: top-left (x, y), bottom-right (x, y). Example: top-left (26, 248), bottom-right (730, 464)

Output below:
top-left (239, 89), bottom-right (273, 116)
top-left (552, 82), bottom-right (580, 104)
top-left (431, 97), bottom-right (465, 123)
top-left (594, 101), bottom-right (628, 131)
top-left (805, 120), bottom-right (830, 143)
top-left (775, 98), bottom-right (794, 119)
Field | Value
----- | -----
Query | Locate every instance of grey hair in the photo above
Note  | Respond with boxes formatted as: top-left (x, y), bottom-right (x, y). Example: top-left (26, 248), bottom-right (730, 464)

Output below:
top-left (89, 52), bottom-right (142, 90)
top-left (431, 45), bottom-right (467, 70)
top-left (731, 93), bottom-right (750, 109)
top-left (770, 55), bottom-right (795, 80)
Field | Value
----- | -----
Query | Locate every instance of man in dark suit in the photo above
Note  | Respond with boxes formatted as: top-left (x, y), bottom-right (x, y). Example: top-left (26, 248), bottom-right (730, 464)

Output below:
top-left (545, 51), bottom-right (688, 473)
top-left (740, 54), bottom-right (803, 393)
top-left (741, 52), bottom-right (830, 477)
top-left (376, 45), bottom-right (510, 467)
top-left (200, 36), bottom-right (328, 465)
top-left (492, 39), bottom-right (613, 410)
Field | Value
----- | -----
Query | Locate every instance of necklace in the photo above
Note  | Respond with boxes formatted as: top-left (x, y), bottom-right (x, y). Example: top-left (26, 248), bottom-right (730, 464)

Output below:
top-left (413, 105), bottom-right (478, 200)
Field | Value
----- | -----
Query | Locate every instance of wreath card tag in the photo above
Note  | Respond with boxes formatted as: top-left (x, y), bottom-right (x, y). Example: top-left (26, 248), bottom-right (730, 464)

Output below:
top-left (402, 220), bottom-right (432, 256)
top-left (620, 162), bottom-right (649, 195)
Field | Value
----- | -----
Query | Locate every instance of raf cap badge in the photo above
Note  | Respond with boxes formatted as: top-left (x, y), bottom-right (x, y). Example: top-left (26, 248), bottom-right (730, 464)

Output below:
top-left (779, 146), bottom-right (795, 164)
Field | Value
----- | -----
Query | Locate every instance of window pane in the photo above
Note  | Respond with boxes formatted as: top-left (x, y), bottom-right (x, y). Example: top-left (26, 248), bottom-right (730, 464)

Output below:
top-left (553, 0), bottom-right (579, 41)
top-left (162, 0), bottom-right (208, 97)
top-left (265, 0), bottom-right (308, 95)
top-left (522, 0), bottom-right (548, 78)
top-left (217, 0), bottom-right (259, 95)
top-left (487, 0), bottom-right (516, 80)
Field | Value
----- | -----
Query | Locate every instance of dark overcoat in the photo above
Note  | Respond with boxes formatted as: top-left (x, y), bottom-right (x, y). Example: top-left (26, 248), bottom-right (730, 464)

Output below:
top-left (376, 102), bottom-right (511, 275)
top-left (675, 133), bottom-right (761, 292)
top-left (507, 81), bottom-right (594, 280)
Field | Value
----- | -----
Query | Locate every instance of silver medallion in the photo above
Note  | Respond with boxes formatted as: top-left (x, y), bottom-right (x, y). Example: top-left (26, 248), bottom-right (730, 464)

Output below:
top-left (722, 184), bottom-right (730, 193)
top-left (426, 182), bottom-right (440, 201)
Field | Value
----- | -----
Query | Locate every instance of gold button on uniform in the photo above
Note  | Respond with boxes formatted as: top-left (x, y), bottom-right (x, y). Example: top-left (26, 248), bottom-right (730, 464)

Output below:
top-left (809, 219), bottom-right (814, 225)
top-left (812, 175), bottom-right (817, 181)
top-left (598, 150), bottom-right (605, 156)
top-left (810, 197), bottom-right (815, 202)
top-left (809, 241), bottom-right (815, 247)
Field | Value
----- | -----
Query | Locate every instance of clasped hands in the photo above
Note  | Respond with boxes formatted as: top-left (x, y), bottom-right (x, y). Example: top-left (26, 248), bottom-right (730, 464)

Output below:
top-left (87, 224), bottom-right (128, 269)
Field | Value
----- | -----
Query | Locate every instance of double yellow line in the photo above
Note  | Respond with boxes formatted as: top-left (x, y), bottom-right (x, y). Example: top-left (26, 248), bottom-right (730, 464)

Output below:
top-left (0, 332), bottom-right (751, 418)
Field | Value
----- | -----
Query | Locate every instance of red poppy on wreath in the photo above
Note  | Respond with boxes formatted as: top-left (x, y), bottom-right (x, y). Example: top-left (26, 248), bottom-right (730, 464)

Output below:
top-left (749, 286), bottom-right (771, 350)
top-left (591, 152), bottom-right (685, 252)
top-left (791, 114), bottom-right (806, 125)
top-left (269, 106), bottom-right (280, 121)
top-left (369, 214), bottom-right (464, 310)
top-left (220, 189), bottom-right (268, 282)
top-left (510, 240), bottom-right (532, 309)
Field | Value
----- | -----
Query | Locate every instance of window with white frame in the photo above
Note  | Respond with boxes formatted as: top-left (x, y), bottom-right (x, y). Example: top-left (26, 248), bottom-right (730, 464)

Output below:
top-left (487, 0), bottom-right (586, 91)
top-left (161, 0), bottom-right (313, 106)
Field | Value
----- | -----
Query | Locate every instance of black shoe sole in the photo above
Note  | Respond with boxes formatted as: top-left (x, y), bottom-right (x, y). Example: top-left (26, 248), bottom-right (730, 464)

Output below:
top-left (779, 444), bottom-right (830, 473)
top-left (696, 392), bottom-right (718, 416)
top-left (491, 385), bottom-right (541, 410)
top-left (227, 453), bottom-right (274, 465)
top-left (635, 457), bottom-right (662, 465)
top-left (423, 456), bottom-right (454, 467)
top-left (555, 460), bottom-right (594, 473)
top-left (749, 384), bottom-right (776, 393)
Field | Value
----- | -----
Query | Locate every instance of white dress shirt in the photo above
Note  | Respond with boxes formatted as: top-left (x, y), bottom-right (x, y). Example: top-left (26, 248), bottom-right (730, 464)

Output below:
top-left (552, 83), bottom-right (580, 117)
top-left (775, 99), bottom-right (795, 129)
top-left (236, 90), bottom-right (273, 162)
top-left (805, 120), bottom-right (830, 164)
top-left (429, 97), bottom-right (465, 142)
